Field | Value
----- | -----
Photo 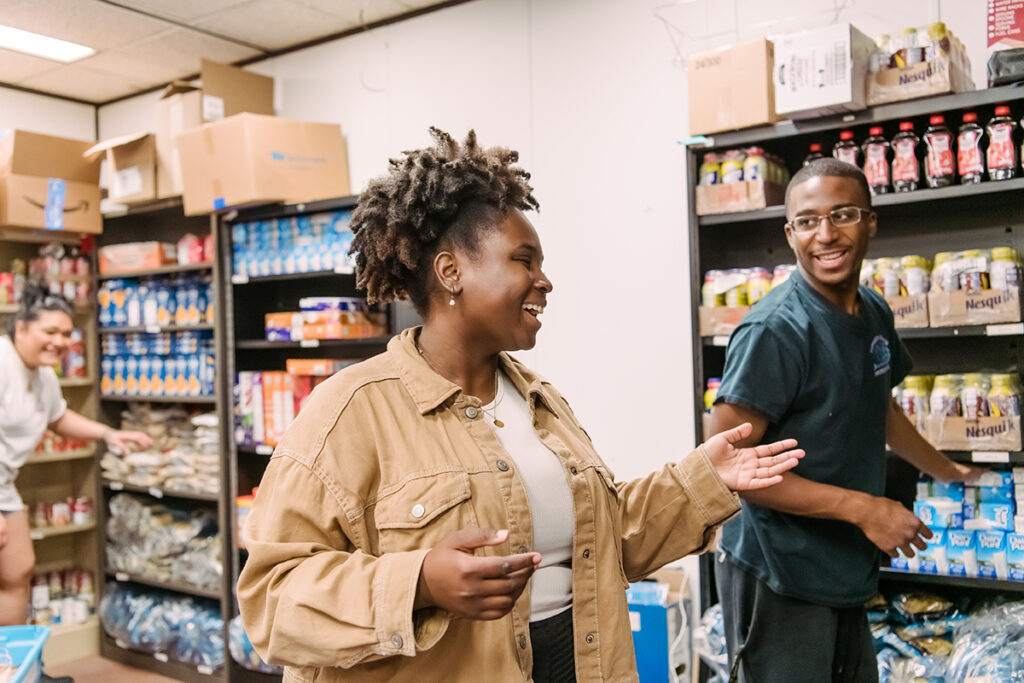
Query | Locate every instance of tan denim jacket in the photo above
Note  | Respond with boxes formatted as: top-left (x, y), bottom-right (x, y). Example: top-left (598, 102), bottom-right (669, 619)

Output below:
top-left (237, 327), bottom-right (740, 682)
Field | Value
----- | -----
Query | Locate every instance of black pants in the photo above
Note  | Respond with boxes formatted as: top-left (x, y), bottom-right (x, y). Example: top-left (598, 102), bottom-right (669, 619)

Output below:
top-left (529, 607), bottom-right (575, 683)
top-left (714, 552), bottom-right (878, 683)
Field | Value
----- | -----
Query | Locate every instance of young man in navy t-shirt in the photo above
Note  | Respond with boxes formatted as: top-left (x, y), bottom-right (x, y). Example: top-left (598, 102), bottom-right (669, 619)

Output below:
top-left (710, 159), bottom-right (981, 682)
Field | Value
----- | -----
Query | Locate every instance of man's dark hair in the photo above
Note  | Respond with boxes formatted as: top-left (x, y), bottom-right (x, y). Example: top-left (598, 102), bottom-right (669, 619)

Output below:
top-left (349, 128), bottom-right (539, 314)
top-left (785, 157), bottom-right (873, 209)
top-left (6, 282), bottom-right (73, 338)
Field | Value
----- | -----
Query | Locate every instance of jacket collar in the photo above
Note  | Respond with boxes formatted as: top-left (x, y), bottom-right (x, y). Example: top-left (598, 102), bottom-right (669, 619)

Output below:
top-left (389, 327), bottom-right (555, 415)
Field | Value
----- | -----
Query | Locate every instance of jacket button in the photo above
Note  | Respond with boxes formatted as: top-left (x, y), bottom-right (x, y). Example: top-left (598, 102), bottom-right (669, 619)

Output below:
top-left (496, 460), bottom-right (510, 472)
top-left (582, 549), bottom-right (590, 559)
top-left (585, 633), bottom-right (595, 644)
top-left (570, 466), bottom-right (578, 475)
top-left (465, 406), bottom-right (479, 419)
top-left (519, 634), bottom-right (527, 649)
top-left (411, 504), bottom-right (425, 519)
top-left (391, 634), bottom-right (404, 649)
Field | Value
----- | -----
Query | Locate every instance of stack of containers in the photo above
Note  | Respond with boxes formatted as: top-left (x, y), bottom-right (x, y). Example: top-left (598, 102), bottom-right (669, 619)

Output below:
top-left (231, 209), bottom-right (355, 279)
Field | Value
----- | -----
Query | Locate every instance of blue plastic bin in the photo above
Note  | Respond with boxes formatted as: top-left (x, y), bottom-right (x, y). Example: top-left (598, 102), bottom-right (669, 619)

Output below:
top-left (0, 626), bottom-right (49, 683)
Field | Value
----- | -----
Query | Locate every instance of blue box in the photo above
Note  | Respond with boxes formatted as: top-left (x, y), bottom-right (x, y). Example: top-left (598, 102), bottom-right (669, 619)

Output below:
top-left (931, 481), bottom-right (965, 501)
top-left (914, 499), bottom-right (963, 529)
top-left (1008, 533), bottom-right (1024, 581)
top-left (0, 625), bottom-right (48, 683)
top-left (627, 582), bottom-right (672, 683)
top-left (977, 530), bottom-right (1008, 579)
top-left (946, 529), bottom-right (977, 577)
top-left (919, 527), bottom-right (947, 575)
top-left (980, 501), bottom-right (1016, 531)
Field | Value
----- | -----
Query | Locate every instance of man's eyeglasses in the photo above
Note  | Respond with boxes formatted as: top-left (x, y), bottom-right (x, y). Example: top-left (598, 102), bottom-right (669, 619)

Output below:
top-left (786, 206), bottom-right (875, 234)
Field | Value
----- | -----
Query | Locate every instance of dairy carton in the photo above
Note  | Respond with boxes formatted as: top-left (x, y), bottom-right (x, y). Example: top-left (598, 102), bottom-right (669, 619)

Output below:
top-left (932, 480), bottom-right (965, 501)
top-left (914, 498), bottom-right (964, 528)
top-left (891, 547), bottom-right (920, 573)
top-left (980, 501), bottom-right (1016, 532)
top-left (946, 529), bottom-right (978, 577)
top-left (977, 530), bottom-right (1008, 579)
top-left (919, 527), bottom-right (948, 575)
top-left (978, 471), bottom-right (1015, 503)
top-left (1008, 533), bottom-right (1024, 581)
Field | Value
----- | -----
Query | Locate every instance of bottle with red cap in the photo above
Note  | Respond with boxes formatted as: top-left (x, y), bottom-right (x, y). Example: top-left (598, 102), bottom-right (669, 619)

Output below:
top-left (833, 130), bottom-right (859, 167)
top-left (892, 121), bottom-right (921, 192)
top-left (924, 114), bottom-right (955, 187)
top-left (987, 105), bottom-right (1018, 181)
top-left (862, 127), bottom-right (890, 195)
top-left (957, 112), bottom-right (985, 185)
top-left (803, 143), bottom-right (825, 166)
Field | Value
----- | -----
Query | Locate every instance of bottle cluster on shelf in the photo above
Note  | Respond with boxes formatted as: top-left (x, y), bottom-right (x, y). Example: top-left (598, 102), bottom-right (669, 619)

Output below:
top-left (892, 470), bottom-right (1024, 581)
top-left (868, 22), bottom-right (968, 73)
top-left (106, 493), bottom-right (221, 592)
top-left (0, 244), bottom-right (92, 307)
top-left (701, 264), bottom-right (796, 307)
top-left (29, 496), bottom-right (94, 530)
top-left (100, 406), bottom-right (219, 495)
top-left (30, 567), bottom-right (94, 628)
top-left (98, 275), bottom-right (214, 329)
top-left (101, 330), bottom-right (215, 399)
top-left (264, 296), bottom-right (386, 341)
top-left (236, 359), bottom-right (356, 447)
top-left (99, 583), bottom-right (223, 672)
top-left (231, 209), bottom-right (356, 278)
top-left (804, 107), bottom-right (1021, 195)
top-left (32, 432), bottom-right (91, 457)
top-left (697, 147), bottom-right (791, 186)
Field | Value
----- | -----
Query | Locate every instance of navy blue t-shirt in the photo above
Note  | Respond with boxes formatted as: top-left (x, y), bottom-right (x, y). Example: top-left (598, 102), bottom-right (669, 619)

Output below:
top-left (715, 269), bottom-right (912, 607)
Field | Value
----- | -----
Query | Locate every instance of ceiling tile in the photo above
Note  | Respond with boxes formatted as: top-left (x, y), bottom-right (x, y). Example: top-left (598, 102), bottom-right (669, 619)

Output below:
top-left (356, 0), bottom-right (424, 24)
top-left (76, 49), bottom-right (184, 86)
top-left (0, 48), bottom-right (63, 83)
top-left (109, 0), bottom-right (249, 22)
top-left (193, 0), bottom-right (353, 51)
top-left (20, 64), bottom-right (146, 102)
top-left (0, 0), bottom-right (172, 50)
top-left (124, 27), bottom-right (261, 76)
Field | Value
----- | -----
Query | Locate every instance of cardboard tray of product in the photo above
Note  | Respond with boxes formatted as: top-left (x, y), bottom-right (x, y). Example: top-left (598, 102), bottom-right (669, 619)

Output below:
top-left (928, 287), bottom-right (1023, 327)
top-left (695, 179), bottom-right (785, 216)
top-left (924, 414), bottom-right (1022, 452)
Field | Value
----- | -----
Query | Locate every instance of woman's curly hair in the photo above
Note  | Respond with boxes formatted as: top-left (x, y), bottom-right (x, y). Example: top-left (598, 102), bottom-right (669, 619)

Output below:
top-left (349, 127), bottom-right (539, 313)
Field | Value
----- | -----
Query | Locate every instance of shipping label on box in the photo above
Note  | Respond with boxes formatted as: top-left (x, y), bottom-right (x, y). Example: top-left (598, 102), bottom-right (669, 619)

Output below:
top-left (928, 287), bottom-right (1022, 326)
top-left (698, 306), bottom-right (750, 337)
top-left (687, 38), bottom-right (780, 135)
top-left (0, 175), bottom-right (101, 233)
top-left (84, 133), bottom-right (157, 204)
top-left (924, 415), bottom-right (1023, 451)
top-left (772, 23), bottom-right (875, 119)
top-left (867, 56), bottom-right (974, 106)
top-left (885, 294), bottom-right (929, 328)
top-left (695, 179), bottom-right (785, 216)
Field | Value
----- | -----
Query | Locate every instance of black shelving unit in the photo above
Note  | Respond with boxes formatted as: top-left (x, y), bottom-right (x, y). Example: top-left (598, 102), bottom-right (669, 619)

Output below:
top-left (217, 195), bottom-right (420, 683)
top-left (687, 86), bottom-right (1024, 680)
top-left (93, 199), bottom-right (231, 682)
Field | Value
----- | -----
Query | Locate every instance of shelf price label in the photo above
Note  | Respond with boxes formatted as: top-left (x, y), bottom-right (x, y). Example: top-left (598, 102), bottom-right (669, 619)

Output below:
top-left (986, 323), bottom-right (1024, 337)
top-left (300, 339), bottom-right (320, 348)
top-left (148, 487), bottom-right (164, 499)
top-left (972, 451), bottom-right (1010, 463)
top-left (712, 336), bottom-right (730, 347)
top-left (108, 481), bottom-right (124, 491)
top-left (145, 325), bottom-right (160, 334)
top-left (115, 572), bottom-right (129, 581)
top-left (334, 265), bottom-right (354, 275)
top-left (255, 445), bottom-right (273, 455)
top-left (154, 653), bottom-right (169, 663)
top-left (231, 274), bottom-right (249, 284)
top-left (197, 665), bottom-right (214, 675)
top-left (29, 530), bottom-right (43, 540)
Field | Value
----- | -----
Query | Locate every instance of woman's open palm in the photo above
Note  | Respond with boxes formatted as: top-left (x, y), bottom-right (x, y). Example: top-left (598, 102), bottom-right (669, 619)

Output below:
top-left (704, 423), bottom-right (804, 491)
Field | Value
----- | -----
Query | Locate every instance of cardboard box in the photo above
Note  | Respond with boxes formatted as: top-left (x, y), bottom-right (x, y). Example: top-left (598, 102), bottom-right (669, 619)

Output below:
top-left (687, 39), bottom-right (780, 135)
top-left (695, 179), bottom-right (785, 215)
top-left (98, 242), bottom-right (177, 274)
top-left (176, 113), bottom-right (350, 216)
top-left (772, 23), bottom-right (875, 119)
top-left (698, 306), bottom-right (750, 336)
top-left (157, 60), bottom-right (275, 198)
top-left (0, 130), bottom-right (101, 233)
top-left (928, 287), bottom-right (1022, 327)
top-left (924, 415), bottom-right (1022, 451)
top-left (885, 294), bottom-right (929, 329)
top-left (84, 133), bottom-right (157, 204)
top-left (989, 0), bottom-right (1024, 56)
top-left (285, 359), bottom-right (354, 376)
top-left (867, 55), bottom-right (975, 106)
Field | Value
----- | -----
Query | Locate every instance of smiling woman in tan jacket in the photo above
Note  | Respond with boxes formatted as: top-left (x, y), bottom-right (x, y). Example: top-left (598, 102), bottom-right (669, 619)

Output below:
top-left (236, 129), bottom-right (803, 683)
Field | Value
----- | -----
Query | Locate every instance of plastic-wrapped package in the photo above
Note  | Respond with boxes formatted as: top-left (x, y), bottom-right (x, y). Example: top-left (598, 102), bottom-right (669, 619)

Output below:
top-left (229, 615), bottom-right (282, 674)
top-left (693, 603), bottom-right (729, 683)
top-left (947, 601), bottom-right (1024, 681)
top-left (175, 604), bottom-right (224, 670)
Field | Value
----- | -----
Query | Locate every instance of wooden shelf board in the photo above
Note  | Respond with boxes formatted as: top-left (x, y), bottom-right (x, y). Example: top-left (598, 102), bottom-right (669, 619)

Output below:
top-left (101, 636), bottom-right (225, 683)
top-left (59, 377), bottom-right (94, 387)
top-left (103, 480), bottom-right (219, 502)
top-left (24, 447), bottom-right (96, 465)
top-left (43, 616), bottom-right (99, 666)
top-left (29, 522), bottom-right (96, 540)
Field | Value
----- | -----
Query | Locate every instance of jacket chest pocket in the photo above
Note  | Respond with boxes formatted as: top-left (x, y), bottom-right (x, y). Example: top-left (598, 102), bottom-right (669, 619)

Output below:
top-left (374, 471), bottom-right (478, 555)
top-left (593, 465), bottom-right (629, 589)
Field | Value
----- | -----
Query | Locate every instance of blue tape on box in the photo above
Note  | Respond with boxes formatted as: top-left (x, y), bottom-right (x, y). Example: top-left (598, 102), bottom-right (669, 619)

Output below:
top-left (213, 197), bottom-right (226, 210)
top-left (46, 177), bottom-right (65, 230)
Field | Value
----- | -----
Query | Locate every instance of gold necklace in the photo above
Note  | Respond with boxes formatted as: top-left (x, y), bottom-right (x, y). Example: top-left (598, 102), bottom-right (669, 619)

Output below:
top-left (416, 342), bottom-right (503, 426)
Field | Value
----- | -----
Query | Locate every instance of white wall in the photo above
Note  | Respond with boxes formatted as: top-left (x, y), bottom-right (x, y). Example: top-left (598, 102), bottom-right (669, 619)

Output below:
top-left (0, 86), bottom-right (95, 141)
top-left (94, 0), bottom-right (994, 609)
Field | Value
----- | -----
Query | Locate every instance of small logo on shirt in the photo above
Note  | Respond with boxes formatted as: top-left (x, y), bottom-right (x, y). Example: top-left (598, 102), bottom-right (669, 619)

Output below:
top-left (870, 335), bottom-right (891, 376)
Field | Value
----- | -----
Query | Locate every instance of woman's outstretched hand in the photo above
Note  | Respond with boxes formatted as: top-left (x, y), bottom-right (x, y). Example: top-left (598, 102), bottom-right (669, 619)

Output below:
top-left (703, 422), bottom-right (804, 491)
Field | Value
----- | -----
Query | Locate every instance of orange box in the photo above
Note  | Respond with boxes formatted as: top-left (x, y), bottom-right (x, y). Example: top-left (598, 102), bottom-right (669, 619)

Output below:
top-left (262, 372), bottom-right (295, 447)
top-left (302, 322), bottom-right (377, 340)
top-left (285, 359), bottom-right (353, 376)
top-left (98, 242), bottom-right (177, 274)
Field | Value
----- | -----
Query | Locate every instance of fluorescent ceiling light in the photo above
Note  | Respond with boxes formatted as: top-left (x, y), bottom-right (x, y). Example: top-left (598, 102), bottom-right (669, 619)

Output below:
top-left (0, 25), bottom-right (95, 63)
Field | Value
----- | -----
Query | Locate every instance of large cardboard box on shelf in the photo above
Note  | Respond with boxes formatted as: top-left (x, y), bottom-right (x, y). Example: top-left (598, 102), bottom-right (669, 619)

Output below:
top-left (695, 179), bottom-right (785, 215)
top-left (867, 55), bottom-right (975, 106)
top-left (157, 60), bottom-right (274, 199)
top-left (924, 415), bottom-right (1022, 452)
top-left (772, 23), bottom-right (875, 119)
top-left (176, 113), bottom-right (350, 216)
top-left (687, 38), bottom-right (780, 135)
top-left (0, 130), bottom-right (101, 233)
top-left (698, 306), bottom-right (750, 336)
top-left (886, 294), bottom-right (929, 329)
top-left (927, 287), bottom-right (1022, 327)
top-left (98, 242), bottom-right (177, 274)
top-left (84, 133), bottom-right (157, 204)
